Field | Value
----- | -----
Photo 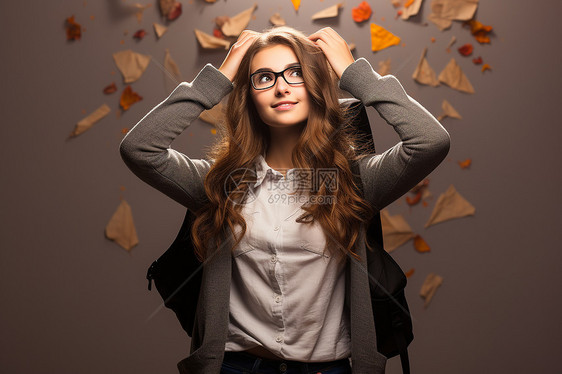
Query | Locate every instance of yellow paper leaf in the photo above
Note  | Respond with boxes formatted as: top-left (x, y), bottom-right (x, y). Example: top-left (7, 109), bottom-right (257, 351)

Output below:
top-left (291, 0), bottom-right (301, 11)
top-left (370, 23), bottom-right (401, 52)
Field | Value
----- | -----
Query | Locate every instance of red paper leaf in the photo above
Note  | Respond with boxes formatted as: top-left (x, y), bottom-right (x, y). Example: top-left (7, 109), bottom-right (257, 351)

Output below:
top-left (103, 82), bottom-right (117, 94)
top-left (66, 15), bottom-right (81, 41)
top-left (472, 56), bottom-right (483, 65)
top-left (167, 2), bottom-right (182, 20)
top-left (458, 43), bottom-right (473, 56)
top-left (133, 29), bottom-right (147, 40)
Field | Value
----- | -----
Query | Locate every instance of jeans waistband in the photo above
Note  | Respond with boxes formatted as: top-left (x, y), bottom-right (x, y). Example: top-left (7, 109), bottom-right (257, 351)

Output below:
top-left (222, 350), bottom-right (351, 374)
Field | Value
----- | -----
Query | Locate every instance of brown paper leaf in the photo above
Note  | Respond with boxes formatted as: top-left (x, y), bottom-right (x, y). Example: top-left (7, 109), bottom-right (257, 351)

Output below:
top-left (381, 209), bottom-right (416, 252)
top-left (412, 47), bottom-right (439, 86)
top-left (425, 185), bottom-right (475, 228)
top-left (69, 104), bottom-right (111, 138)
top-left (311, 3), bottom-right (343, 20)
top-left (221, 4), bottom-right (257, 37)
top-left (120, 86), bottom-right (143, 111)
top-left (413, 234), bottom-right (431, 253)
top-left (194, 29), bottom-right (230, 49)
top-left (105, 200), bottom-right (139, 251)
top-left (420, 273), bottom-right (443, 308)
top-left (113, 50), bottom-right (151, 84)
top-left (438, 58), bottom-right (475, 93)
top-left (199, 102), bottom-right (225, 126)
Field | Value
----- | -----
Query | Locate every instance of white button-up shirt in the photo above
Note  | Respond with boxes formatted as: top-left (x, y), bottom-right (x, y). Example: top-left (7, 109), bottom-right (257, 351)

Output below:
top-left (224, 154), bottom-right (351, 362)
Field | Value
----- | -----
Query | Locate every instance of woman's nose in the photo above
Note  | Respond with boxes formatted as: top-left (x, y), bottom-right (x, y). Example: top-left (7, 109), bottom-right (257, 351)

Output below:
top-left (274, 76), bottom-right (290, 95)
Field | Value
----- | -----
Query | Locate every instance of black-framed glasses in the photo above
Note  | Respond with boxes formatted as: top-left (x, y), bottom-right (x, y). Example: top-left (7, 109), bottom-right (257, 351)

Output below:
top-left (250, 65), bottom-right (304, 90)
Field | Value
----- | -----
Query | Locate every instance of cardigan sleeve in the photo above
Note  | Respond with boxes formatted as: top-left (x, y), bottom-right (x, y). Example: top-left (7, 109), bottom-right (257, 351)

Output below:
top-left (339, 58), bottom-right (451, 211)
top-left (119, 64), bottom-right (233, 210)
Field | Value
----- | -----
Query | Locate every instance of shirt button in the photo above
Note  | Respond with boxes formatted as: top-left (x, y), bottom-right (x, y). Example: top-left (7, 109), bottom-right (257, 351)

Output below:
top-left (274, 295), bottom-right (282, 303)
top-left (273, 226), bottom-right (280, 231)
top-left (279, 362), bottom-right (287, 372)
top-left (275, 335), bottom-right (283, 343)
top-left (270, 255), bottom-right (277, 263)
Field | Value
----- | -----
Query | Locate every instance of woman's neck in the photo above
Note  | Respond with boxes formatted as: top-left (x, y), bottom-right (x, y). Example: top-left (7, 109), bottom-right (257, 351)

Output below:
top-left (265, 123), bottom-right (305, 174)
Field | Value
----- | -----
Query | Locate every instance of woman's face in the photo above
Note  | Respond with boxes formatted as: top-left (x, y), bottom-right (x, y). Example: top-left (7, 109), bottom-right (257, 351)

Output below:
top-left (249, 44), bottom-right (310, 129)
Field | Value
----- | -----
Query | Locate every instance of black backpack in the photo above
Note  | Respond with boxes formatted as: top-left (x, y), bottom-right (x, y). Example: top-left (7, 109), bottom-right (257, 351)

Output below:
top-left (146, 101), bottom-right (413, 373)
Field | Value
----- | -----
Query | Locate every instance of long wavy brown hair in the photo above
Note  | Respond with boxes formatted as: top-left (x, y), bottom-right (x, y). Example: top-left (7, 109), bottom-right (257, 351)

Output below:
top-left (192, 26), bottom-right (375, 263)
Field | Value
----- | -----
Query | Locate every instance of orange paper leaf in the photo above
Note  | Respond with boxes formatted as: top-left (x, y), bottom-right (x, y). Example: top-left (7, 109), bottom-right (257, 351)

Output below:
top-left (405, 268), bottom-right (415, 278)
top-left (404, 0), bottom-right (415, 8)
top-left (465, 20), bottom-right (493, 44)
top-left (120, 86), bottom-right (143, 111)
top-left (406, 191), bottom-right (422, 206)
top-left (291, 0), bottom-right (301, 11)
top-left (413, 235), bottom-right (431, 253)
top-left (66, 16), bottom-right (81, 41)
top-left (458, 43), bottom-right (473, 56)
top-left (352, 1), bottom-right (372, 23)
top-left (481, 64), bottom-right (492, 73)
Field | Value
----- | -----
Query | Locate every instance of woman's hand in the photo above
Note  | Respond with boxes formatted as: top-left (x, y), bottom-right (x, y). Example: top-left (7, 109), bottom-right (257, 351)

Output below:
top-left (308, 27), bottom-right (355, 79)
top-left (218, 30), bottom-right (260, 82)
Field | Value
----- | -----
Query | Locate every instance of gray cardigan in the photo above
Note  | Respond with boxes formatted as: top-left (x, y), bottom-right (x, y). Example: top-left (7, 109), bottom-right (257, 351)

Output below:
top-left (119, 58), bottom-right (450, 373)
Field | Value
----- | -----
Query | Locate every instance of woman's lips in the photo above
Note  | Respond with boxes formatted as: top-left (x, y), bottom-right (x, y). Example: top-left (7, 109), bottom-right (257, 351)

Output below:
top-left (272, 101), bottom-right (297, 111)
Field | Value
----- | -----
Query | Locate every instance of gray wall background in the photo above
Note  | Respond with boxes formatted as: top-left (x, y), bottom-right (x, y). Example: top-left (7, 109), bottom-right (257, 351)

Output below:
top-left (1, 0), bottom-right (560, 373)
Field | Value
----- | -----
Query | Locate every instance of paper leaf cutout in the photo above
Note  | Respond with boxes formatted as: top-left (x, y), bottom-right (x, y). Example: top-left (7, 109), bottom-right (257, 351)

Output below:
top-left (69, 104), bottom-right (111, 138)
top-left (103, 82), bottom-right (117, 94)
top-left (113, 50), bottom-right (151, 84)
top-left (105, 200), bottom-right (139, 251)
top-left (133, 29), bottom-right (147, 40)
top-left (465, 19), bottom-right (492, 44)
top-left (401, 0), bottom-right (423, 20)
top-left (291, 0), bottom-right (301, 12)
top-left (153, 23), bottom-right (168, 38)
top-left (413, 234), bottom-right (431, 253)
top-left (458, 159), bottom-right (472, 169)
top-left (413, 47), bottom-right (439, 86)
top-left (311, 3), bottom-right (343, 20)
top-left (370, 24), bottom-right (401, 52)
top-left (352, 1), bottom-right (372, 23)
top-left (134, 3), bottom-right (153, 23)
top-left (481, 63), bottom-right (492, 73)
top-left (221, 4), bottom-right (257, 37)
top-left (199, 102), bottom-right (225, 126)
top-left (472, 56), bottom-right (483, 64)
top-left (164, 48), bottom-right (182, 83)
top-left (420, 273), bottom-right (443, 308)
top-left (194, 29), bottom-right (230, 50)
top-left (458, 43), bottom-right (473, 56)
top-left (378, 58), bottom-right (391, 76)
top-left (438, 58), bottom-right (475, 94)
top-left (425, 185), bottom-right (475, 228)
top-left (381, 209), bottom-right (415, 252)
top-left (437, 99), bottom-right (462, 121)
top-left (66, 16), bottom-right (81, 41)
top-left (405, 268), bottom-right (415, 278)
top-left (159, 0), bottom-right (181, 20)
top-left (120, 86), bottom-right (143, 111)
top-left (446, 36), bottom-right (457, 51)
top-left (270, 12), bottom-right (286, 26)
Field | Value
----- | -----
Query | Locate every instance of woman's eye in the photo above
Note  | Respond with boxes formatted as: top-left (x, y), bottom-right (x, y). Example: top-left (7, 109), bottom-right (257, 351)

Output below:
top-left (289, 68), bottom-right (302, 77)
top-left (258, 74), bottom-right (273, 83)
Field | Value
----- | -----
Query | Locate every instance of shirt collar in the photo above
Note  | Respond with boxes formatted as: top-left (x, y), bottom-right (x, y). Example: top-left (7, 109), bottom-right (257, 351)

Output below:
top-left (253, 154), bottom-right (287, 188)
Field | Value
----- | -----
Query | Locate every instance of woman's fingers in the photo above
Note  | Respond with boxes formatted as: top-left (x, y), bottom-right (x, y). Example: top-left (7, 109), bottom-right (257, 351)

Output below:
top-left (308, 28), bottom-right (354, 78)
top-left (219, 30), bottom-right (260, 82)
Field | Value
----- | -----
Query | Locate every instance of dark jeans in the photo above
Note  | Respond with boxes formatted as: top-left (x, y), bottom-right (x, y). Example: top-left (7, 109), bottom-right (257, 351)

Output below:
top-left (220, 351), bottom-right (352, 374)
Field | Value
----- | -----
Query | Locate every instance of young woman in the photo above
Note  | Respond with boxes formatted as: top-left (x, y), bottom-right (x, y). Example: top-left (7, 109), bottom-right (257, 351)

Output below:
top-left (120, 26), bottom-right (450, 374)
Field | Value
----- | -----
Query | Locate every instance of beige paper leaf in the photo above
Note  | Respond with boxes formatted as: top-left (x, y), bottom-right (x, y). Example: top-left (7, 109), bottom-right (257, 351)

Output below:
top-left (437, 99), bottom-right (462, 121)
top-left (413, 47), bottom-right (439, 86)
top-left (446, 36), bottom-right (457, 50)
top-left (420, 273), bottom-right (443, 308)
top-left (153, 23), bottom-right (168, 38)
top-left (164, 48), bottom-right (182, 82)
top-left (438, 58), bottom-right (475, 93)
top-left (105, 200), bottom-right (139, 251)
top-left (401, 0), bottom-right (423, 20)
top-left (221, 4), bottom-right (257, 37)
top-left (69, 104), bottom-right (111, 138)
top-left (270, 12), bottom-right (286, 26)
top-left (194, 29), bottom-right (230, 49)
top-left (381, 209), bottom-right (416, 252)
top-left (113, 50), bottom-right (151, 84)
top-left (378, 58), bottom-right (391, 76)
top-left (311, 3), bottom-right (343, 20)
top-left (425, 185), bottom-right (475, 228)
